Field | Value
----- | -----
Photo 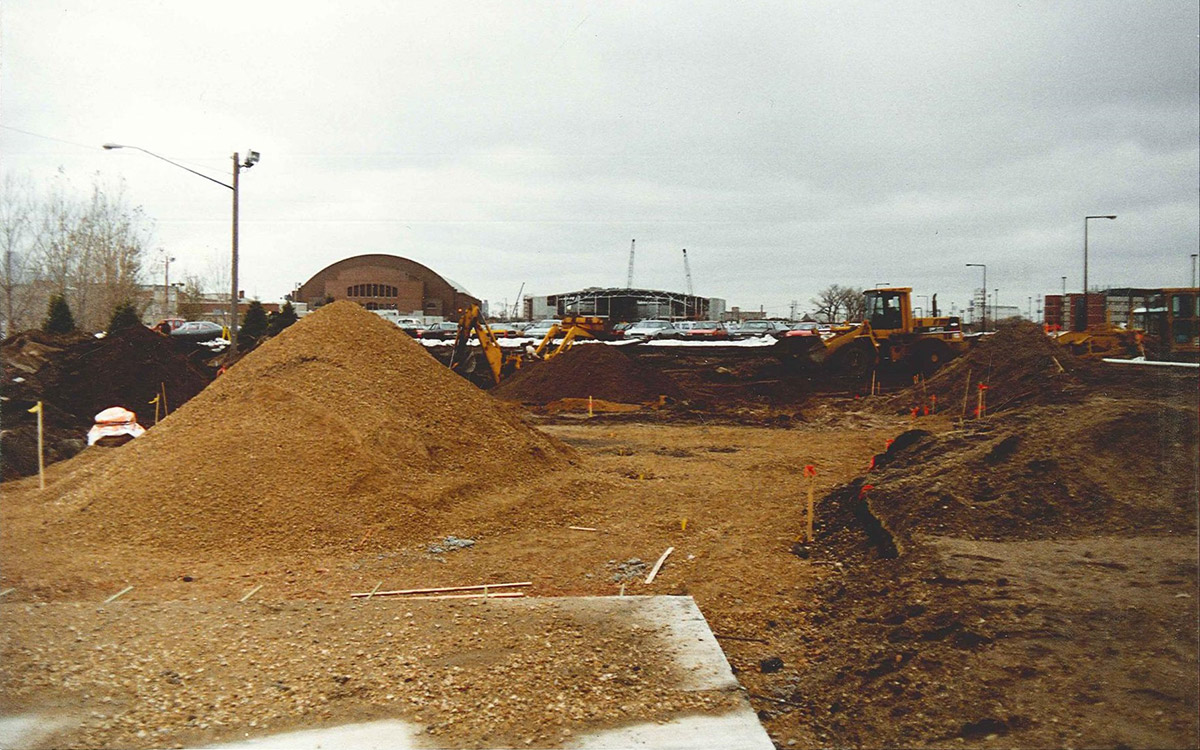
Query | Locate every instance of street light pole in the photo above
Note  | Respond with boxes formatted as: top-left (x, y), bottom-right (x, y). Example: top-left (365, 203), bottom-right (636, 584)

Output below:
top-left (162, 253), bottom-right (175, 318)
top-left (1083, 215), bottom-right (1117, 328)
top-left (103, 143), bottom-right (258, 357)
top-left (231, 153), bottom-right (240, 354)
top-left (966, 263), bottom-right (986, 332)
top-left (1191, 253), bottom-right (1198, 287)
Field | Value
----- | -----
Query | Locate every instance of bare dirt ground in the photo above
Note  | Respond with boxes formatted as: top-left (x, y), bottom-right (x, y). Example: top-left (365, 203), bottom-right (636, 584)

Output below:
top-left (3, 312), bottom-right (1196, 749)
top-left (1, 411), bottom-right (900, 749)
top-left (6, 405), bottom-right (1195, 749)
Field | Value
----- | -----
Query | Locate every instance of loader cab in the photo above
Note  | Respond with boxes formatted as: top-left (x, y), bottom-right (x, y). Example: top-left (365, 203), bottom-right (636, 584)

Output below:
top-left (1132, 288), bottom-right (1200, 361)
top-left (865, 288), bottom-right (911, 334)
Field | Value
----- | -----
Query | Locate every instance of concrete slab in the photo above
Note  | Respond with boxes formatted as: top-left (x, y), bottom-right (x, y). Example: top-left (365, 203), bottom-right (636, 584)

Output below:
top-left (1, 596), bottom-right (772, 750)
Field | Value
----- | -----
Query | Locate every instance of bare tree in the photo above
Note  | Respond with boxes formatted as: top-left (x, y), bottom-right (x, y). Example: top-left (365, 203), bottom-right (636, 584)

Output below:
top-left (29, 174), bottom-right (153, 331)
top-left (0, 174), bottom-right (39, 334)
top-left (176, 272), bottom-right (207, 320)
top-left (838, 286), bottom-right (866, 322)
top-left (811, 284), bottom-right (847, 323)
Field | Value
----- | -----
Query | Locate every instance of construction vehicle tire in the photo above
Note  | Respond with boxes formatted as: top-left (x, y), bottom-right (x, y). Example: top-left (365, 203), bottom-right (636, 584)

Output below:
top-left (914, 339), bottom-right (952, 376)
top-left (834, 340), bottom-right (876, 378)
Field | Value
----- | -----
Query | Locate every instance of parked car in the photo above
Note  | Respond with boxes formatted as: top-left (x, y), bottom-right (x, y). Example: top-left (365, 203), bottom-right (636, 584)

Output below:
top-left (151, 317), bottom-right (187, 335)
top-left (611, 322), bottom-right (633, 338)
top-left (730, 320), bottom-right (788, 339)
top-left (394, 318), bottom-right (425, 337)
top-left (784, 322), bottom-right (821, 338)
top-left (485, 322), bottom-right (522, 338)
top-left (419, 321), bottom-right (460, 340)
top-left (623, 319), bottom-right (680, 340)
top-left (169, 320), bottom-right (225, 343)
top-left (522, 319), bottom-right (563, 340)
top-left (683, 321), bottom-right (729, 340)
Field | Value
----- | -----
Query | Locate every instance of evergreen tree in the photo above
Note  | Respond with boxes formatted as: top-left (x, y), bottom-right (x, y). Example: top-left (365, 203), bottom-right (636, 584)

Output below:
top-left (240, 299), bottom-right (269, 346)
top-left (107, 300), bottom-right (142, 333)
top-left (267, 300), bottom-right (299, 336)
top-left (42, 294), bottom-right (76, 334)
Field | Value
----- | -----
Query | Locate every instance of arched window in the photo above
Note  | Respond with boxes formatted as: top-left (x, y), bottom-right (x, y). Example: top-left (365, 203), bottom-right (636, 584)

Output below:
top-left (347, 286), bottom-right (353, 297)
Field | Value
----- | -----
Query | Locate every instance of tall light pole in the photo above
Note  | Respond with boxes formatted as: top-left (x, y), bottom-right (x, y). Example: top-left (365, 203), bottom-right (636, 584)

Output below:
top-left (1191, 253), bottom-right (1198, 287)
top-left (1083, 214), bottom-right (1116, 328)
top-left (966, 263), bottom-right (986, 331)
top-left (162, 252), bottom-right (176, 319)
top-left (103, 143), bottom-right (259, 356)
top-left (1061, 276), bottom-right (1067, 296)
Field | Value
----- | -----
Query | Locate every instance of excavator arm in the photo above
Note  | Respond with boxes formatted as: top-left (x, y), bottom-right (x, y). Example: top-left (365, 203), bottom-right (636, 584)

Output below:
top-left (533, 324), bottom-right (594, 360)
top-left (449, 305), bottom-right (506, 385)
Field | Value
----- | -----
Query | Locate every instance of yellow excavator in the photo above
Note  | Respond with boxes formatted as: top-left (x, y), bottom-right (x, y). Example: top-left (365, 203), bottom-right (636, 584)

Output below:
top-left (449, 305), bottom-right (517, 385)
top-left (529, 315), bottom-right (602, 359)
top-left (448, 307), bottom-right (602, 385)
top-left (784, 287), bottom-right (969, 376)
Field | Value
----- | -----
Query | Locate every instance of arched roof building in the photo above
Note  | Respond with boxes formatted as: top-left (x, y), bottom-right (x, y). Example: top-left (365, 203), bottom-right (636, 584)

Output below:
top-left (293, 254), bottom-right (479, 319)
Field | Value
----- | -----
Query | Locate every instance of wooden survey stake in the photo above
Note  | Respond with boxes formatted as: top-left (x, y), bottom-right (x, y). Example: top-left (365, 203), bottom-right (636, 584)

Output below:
top-left (27, 401), bottom-right (44, 490)
top-left (804, 464), bottom-right (817, 542)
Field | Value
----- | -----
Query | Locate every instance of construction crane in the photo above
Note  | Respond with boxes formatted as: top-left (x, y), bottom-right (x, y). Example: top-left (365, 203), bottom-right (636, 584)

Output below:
top-left (626, 239), bottom-right (635, 288)
top-left (510, 282), bottom-right (525, 319)
top-left (682, 248), bottom-right (694, 296)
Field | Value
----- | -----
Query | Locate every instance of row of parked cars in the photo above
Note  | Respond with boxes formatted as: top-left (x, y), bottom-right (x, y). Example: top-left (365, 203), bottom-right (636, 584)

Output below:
top-left (613, 319), bottom-right (830, 340)
top-left (405, 317), bottom-right (829, 341)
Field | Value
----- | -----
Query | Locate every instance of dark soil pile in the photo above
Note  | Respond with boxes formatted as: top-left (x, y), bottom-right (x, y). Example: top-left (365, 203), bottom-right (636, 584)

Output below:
top-left (1, 327), bottom-right (212, 480)
top-left (41, 302), bottom-right (572, 555)
top-left (849, 398), bottom-right (1198, 549)
top-left (775, 379), bottom-right (1199, 747)
top-left (889, 321), bottom-right (1086, 416)
top-left (493, 343), bottom-right (683, 405)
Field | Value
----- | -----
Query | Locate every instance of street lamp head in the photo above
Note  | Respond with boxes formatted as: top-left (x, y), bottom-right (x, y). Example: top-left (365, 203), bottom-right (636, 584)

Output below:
top-left (102, 143), bottom-right (124, 150)
top-left (1086, 214), bottom-right (1117, 220)
top-left (242, 150), bottom-right (260, 168)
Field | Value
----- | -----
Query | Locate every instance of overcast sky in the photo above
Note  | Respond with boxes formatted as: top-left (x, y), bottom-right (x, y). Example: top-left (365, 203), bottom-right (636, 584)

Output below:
top-left (3, 1), bottom-right (1197, 318)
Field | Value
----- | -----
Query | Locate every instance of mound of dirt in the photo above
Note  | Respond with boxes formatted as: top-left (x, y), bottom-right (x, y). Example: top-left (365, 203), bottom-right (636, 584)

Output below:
top-left (493, 343), bottom-right (683, 405)
top-left (1, 327), bottom-right (213, 480)
top-left (783, 369), bottom-right (1199, 748)
top-left (841, 401), bottom-right (1198, 552)
top-left (40, 302), bottom-right (572, 555)
top-left (890, 322), bottom-right (1086, 416)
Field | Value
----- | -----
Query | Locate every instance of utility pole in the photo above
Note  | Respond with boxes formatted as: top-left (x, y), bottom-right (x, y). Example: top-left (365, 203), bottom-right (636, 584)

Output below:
top-left (163, 253), bottom-right (175, 319)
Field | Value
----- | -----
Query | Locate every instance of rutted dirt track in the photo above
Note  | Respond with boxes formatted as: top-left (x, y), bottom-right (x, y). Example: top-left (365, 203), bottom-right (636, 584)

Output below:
top-left (2, 304), bottom-right (1197, 749)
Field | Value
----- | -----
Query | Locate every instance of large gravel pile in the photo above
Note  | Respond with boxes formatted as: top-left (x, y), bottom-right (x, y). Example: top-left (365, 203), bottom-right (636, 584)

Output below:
top-left (41, 301), bottom-right (571, 555)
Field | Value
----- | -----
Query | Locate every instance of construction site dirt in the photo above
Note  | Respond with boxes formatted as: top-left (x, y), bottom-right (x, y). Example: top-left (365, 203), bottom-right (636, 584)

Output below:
top-left (1, 305), bottom-right (1196, 749)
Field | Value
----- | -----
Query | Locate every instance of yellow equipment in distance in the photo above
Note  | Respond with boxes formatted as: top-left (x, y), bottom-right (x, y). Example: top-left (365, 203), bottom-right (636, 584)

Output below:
top-left (449, 307), bottom-right (602, 385)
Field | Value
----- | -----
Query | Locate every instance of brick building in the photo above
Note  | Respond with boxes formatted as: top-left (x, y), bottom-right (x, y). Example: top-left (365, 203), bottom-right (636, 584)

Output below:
top-left (292, 254), bottom-right (479, 320)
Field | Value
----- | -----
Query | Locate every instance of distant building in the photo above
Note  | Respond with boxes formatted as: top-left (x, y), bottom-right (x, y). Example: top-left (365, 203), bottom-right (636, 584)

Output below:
top-left (1045, 288), bottom-right (1163, 331)
top-left (293, 254), bottom-right (479, 321)
top-left (523, 287), bottom-right (723, 322)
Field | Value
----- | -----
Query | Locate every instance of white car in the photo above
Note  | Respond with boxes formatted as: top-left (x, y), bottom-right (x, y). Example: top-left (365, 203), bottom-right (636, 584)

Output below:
top-left (623, 320), bottom-right (680, 340)
top-left (522, 319), bottom-right (562, 340)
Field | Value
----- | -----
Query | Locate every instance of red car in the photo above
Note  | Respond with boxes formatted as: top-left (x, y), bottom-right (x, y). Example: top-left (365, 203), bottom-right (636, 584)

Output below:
top-left (683, 321), bottom-right (730, 340)
top-left (784, 322), bottom-right (820, 337)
